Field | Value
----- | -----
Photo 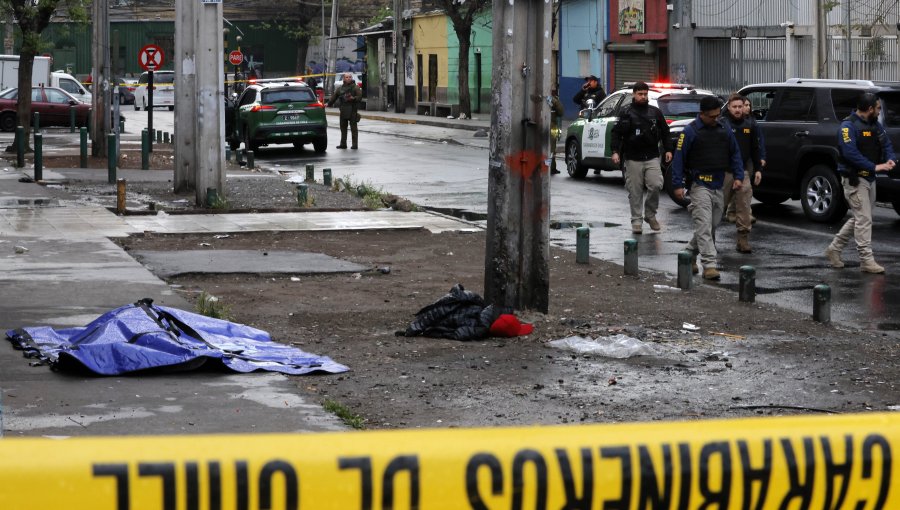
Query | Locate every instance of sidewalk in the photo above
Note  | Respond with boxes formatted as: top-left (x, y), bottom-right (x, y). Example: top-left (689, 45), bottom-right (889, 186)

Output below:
top-left (0, 130), bottom-right (479, 437)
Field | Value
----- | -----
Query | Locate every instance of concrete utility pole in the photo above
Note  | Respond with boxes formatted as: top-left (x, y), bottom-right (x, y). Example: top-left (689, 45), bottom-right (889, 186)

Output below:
top-left (484, 0), bottom-right (552, 313)
top-left (816, 0), bottom-right (828, 78)
top-left (326, 0), bottom-right (340, 97)
top-left (393, 0), bottom-right (405, 113)
top-left (91, 0), bottom-right (110, 156)
top-left (174, 0), bottom-right (224, 204)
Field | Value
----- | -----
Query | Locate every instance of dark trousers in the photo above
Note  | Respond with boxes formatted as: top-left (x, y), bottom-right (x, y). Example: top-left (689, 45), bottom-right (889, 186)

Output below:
top-left (339, 117), bottom-right (358, 147)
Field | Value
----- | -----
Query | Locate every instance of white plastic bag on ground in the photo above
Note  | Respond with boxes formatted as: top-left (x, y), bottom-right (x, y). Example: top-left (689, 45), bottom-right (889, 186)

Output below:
top-left (549, 334), bottom-right (654, 358)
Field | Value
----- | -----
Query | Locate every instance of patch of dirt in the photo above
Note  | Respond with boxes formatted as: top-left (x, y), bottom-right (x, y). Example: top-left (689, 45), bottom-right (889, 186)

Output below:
top-left (43, 148), bottom-right (177, 171)
top-left (114, 229), bottom-right (899, 429)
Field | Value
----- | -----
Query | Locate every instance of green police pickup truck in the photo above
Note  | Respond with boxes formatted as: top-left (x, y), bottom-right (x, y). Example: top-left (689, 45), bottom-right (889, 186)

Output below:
top-left (564, 83), bottom-right (719, 180)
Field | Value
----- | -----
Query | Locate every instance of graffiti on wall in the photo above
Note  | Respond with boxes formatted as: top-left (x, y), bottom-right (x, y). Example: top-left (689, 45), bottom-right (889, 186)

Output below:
top-left (618, 0), bottom-right (645, 34)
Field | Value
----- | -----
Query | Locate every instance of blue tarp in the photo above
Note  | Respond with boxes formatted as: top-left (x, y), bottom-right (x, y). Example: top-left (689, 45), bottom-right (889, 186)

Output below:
top-left (5, 299), bottom-right (348, 376)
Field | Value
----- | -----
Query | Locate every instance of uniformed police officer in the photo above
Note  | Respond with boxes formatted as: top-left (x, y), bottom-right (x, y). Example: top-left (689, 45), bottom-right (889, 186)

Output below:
top-left (610, 81), bottom-right (673, 234)
top-left (549, 90), bottom-right (565, 175)
top-left (719, 93), bottom-right (763, 253)
top-left (825, 93), bottom-right (897, 274)
top-left (573, 75), bottom-right (606, 109)
top-left (671, 96), bottom-right (744, 280)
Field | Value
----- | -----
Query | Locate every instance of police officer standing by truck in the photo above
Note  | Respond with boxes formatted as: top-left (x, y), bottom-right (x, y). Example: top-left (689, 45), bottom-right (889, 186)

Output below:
top-left (671, 96), bottom-right (744, 280)
top-left (825, 93), bottom-right (897, 274)
top-left (610, 81), bottom-right (672, 234)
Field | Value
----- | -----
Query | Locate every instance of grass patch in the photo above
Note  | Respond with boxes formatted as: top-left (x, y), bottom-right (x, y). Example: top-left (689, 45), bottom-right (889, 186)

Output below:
top-left (207, 194), bottom-right (229, 210)
top-left (336, 174), bottom-right (387, 209)
top-left (195, 291), bottom-right (232, 320)
top-left (322, 399), bottom-right (366, 429)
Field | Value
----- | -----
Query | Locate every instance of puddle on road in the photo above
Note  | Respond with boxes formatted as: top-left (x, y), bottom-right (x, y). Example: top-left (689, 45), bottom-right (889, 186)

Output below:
top-left (426, 207), bottom-right (488, 221)
top-left (550, 221), bottom-right (621, 229)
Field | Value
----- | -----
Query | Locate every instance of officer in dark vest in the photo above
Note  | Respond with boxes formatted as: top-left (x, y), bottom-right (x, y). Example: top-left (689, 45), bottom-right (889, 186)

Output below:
top-left (825, 92), bottom-right (897, 274)
top-left (671, 96), bottom-right (744, 280)
top-left (719, 93), bottom-right (763, 253)
top-left (610, 81), bottom-right (672, 234)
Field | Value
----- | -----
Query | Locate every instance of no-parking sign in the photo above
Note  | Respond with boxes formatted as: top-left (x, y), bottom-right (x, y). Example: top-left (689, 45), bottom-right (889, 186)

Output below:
top-left (139, 44), bottom-right (165, 72)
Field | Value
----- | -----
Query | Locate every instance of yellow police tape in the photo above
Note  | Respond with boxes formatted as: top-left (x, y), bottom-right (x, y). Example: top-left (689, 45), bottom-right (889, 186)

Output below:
top-left (0, 413), bottom-right (896, 509)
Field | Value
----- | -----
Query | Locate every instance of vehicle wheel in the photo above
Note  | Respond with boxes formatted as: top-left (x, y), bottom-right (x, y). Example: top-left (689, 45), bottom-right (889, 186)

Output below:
top-left (663, 162), bottom-right (691, 207)
top-left (565, 139), bottom-right (588, 179)
top-left (800, 164), bottom-right (847, 223)
top-left (0, 112), bottom-right (16, 132)
top-left (134, 101), bottom-right (140, 111)
top-left (893, 199), bottom-right (900, 216)
top-left (168, 106), bottom-right (174, 111)
top-left (313, 137), bottom-right (327, 154)
top-left (752, 191), bottom-right (789, 205)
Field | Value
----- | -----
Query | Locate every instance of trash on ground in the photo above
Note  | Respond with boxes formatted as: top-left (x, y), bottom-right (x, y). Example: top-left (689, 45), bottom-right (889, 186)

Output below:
top-left (14, 245), bottom-right (28, 254)
top-left (5, 298), bottom-right (348, 376)
top-left (653, 284), bottom-right (681, 293)
top-left (711, 331), bottom-right (745, 340)
top-left (549, 334), bottom-right (654, 358)
top-left (397, 284), bottom-right (515, 341)
top-left (682, 322), bottom-right (700, 331)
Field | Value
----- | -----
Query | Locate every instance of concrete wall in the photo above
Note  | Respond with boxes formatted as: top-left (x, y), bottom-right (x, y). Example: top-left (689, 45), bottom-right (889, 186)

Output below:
top-left (559, 0), bottom-right (607, 119)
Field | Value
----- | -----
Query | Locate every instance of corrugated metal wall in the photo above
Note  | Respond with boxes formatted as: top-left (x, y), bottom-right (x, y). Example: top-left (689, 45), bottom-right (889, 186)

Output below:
top-left (692, 0), bottom-right (814, 27)
top-left (612, 54), bottom-right (657, 89)
top-left (697, 37), bottom-right (787, 95)
top-left (827, 37), bottom-right (900, 81)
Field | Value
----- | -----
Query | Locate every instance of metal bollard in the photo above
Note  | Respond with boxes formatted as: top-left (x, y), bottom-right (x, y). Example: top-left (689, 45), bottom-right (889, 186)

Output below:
top-left (15, 125), bottom-right (24, 168)
top-left (69, 105), bottom-right (76, 132)
top-left (33, 111), bottom-right (40, 132)
top-left (236, 149), bottom-right (244, 165)
top-left (34, 133), bottom-right (42, 182)
top-left (624, 239), bottom-right (638, 276)
top-left (116, 179), bottom-right (126, 215)
top-left (206, 187), bottom-right (220, 207)
top-left (163, 132), bottom-right (170, 144)
top-left (305, 163), bottom-right (315, 182)
top-left (575, 227), bottom-right (590, 264)
top-left (80, 127), bottom-right (88, 168)
top-left (677, 250), bottom-right (693, 290)
top-left (225, 148), bottom-right (231, 162)
top-left (141, 129), bottom-right (150, 170)
top-left (323, 168), bottom-right (332, 187)
top-left (246, 150), bottom-right (255, 169)
top-left (155, 129), bottom-right (162, 144)
top-left (107, 133), bottom-right (116, 184)
top-left (813, 284), bottom-right (831, 323)
top-left (739, 265), bottom-right (756, 303)
top-left (297, 184), bottom-right (308, 206)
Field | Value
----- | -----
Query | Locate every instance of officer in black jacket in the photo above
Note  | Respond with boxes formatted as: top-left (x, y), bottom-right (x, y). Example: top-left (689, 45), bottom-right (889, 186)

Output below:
top-left (610, 81), bottom-right (672, 234)
top-left (573, 75), bottom-right (606, 108)
top-left (719, 93), bottom-right (763, 253)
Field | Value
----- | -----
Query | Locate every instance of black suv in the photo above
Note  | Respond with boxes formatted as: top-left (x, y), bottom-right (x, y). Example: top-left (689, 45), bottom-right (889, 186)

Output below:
top-left (738, 79), bottom-right (900, 222)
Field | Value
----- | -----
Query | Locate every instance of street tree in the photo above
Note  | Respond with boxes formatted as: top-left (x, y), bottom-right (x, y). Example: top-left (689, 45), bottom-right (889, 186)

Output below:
top-left (435, 0), bottom-right (489, 119)
top-left (0, 0), bottom-right (87, 145)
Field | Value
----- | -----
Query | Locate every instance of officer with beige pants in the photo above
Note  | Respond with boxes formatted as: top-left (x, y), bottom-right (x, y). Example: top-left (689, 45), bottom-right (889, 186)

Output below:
top-left (610, 82), bottom-right (673, 234)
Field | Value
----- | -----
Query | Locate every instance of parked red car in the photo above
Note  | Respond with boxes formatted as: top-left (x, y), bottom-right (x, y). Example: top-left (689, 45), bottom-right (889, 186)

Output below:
top-left (0, 86), bottom-right (91, 131)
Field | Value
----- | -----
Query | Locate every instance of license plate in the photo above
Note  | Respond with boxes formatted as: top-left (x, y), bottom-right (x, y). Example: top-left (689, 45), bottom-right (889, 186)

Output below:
top-left (279, 114), bottom-right (300, 122)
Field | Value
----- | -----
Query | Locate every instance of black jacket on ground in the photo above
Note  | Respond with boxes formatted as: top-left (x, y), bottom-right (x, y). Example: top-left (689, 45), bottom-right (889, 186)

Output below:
top-left (399, 284), bottom-right (506, 341)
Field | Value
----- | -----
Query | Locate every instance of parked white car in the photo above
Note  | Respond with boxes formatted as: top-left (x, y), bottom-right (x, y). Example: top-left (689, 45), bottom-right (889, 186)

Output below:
top-left (51, 71), bottom-right (91, 104)
top-left (133, 70), bottom-right (175, 111)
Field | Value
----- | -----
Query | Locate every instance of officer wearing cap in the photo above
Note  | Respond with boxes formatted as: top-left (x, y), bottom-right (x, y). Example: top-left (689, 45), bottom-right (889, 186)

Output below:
top-left (825, 92), bottom-right (897, 274)
top-left (573, 75), bottom-right (606, 108)
top-left (671, 96), bottom-right (744, 280)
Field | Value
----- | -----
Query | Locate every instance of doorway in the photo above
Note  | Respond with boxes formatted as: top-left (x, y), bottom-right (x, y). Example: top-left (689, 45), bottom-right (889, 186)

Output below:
top-left (428, 54), bottom-right (437, 102)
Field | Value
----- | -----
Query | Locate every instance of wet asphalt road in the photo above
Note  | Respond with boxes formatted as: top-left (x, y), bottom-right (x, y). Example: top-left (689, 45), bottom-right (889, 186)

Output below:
top-left (108, 110), bottom-right (900, 334)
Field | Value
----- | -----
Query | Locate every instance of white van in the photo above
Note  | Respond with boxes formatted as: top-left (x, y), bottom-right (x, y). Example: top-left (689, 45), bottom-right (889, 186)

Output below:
top-left (51, 71), bottom-right (91, 104)
top-left (133, 70), bottom-right (175, 111)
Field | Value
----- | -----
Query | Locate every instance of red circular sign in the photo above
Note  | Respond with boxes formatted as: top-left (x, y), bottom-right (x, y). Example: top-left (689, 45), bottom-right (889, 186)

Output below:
top-left (139, 44), bottom-right (165, 72)
top-left (229, 51), bottom-right (244, 66)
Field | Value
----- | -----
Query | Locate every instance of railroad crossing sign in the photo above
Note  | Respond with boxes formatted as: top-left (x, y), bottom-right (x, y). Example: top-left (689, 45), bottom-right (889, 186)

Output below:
top-left (228, 50), bottom-right (244, 66)
top-left (139, 44), bottom-right (165, 72)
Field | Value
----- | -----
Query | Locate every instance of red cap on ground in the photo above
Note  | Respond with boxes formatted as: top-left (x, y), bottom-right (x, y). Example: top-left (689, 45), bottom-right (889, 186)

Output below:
top-left (489, 314), bottom-right (534, 337)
